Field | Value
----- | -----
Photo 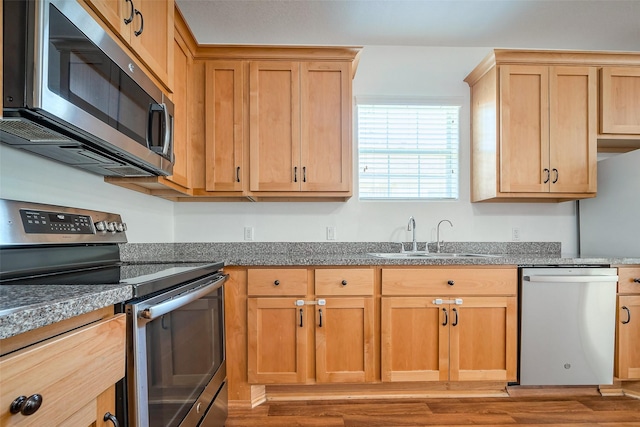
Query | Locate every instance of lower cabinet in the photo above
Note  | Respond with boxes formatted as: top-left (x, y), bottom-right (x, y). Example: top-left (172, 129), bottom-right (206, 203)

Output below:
top-left (247, 268), bottom-right (374, 384)
top-left (381, 267), bottom-right (518, 383)
top-left (0, 312), bottom-right (126, 427)
top-left (615, 266), bottom-right (640, 379)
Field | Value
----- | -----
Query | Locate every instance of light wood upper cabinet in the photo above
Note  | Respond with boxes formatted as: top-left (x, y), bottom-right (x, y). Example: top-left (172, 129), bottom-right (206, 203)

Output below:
top-left (205, 61), bottom-right (246, 192)
top-left (600, 67), bottom-right (640, 136)
top-left (249, 60), bottom-right (352, 195)
top-left (615, 266), bottom-right (640, 380)
top-left (84, 0), bottom-right (174, 90)
top-left (467, 59), bottom-right (598, 202)
top-left (0, 313), bottom-right (125, 426)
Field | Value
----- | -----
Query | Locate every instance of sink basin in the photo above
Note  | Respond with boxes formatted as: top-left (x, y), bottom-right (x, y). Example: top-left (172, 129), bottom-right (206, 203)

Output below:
top-left (368, 252), bottom-right (499, 259)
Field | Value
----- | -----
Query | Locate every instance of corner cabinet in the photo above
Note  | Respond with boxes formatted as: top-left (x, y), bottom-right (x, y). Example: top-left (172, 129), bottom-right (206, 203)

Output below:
top-left (465, 51), bottom-right (598, 202)
top-left (0, 311), bottom-right (125, 426)
top-left (615, 266), bottom-right (640, 380)
top-left (249, 61), bottom-right (352, 196)
top-left (600, 67), bottom-right (640, 137)
top-left (381, 267), bottom-right (518, 382)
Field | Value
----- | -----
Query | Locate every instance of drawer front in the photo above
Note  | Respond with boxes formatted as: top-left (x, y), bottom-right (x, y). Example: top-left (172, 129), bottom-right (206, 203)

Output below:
top-left (0, 314), bottom-right (125, 427)
top-left (315, 268), bottom-right (374, 296)
top-left (618, 267), bottom-right (640, 294)
top-left (248, 268), bottom-right (308, 296)
top-left (382, 268), bottom-right (517, 296)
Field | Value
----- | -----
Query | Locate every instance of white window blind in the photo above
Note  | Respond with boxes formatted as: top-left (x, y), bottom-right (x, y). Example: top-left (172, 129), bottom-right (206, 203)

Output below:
top-left (357, 103), bottom-right (460, 200)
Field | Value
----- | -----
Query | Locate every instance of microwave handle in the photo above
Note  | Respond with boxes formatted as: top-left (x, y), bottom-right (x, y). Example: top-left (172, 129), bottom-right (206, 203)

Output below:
top-left (147, 103), bottom-right (171, 157)
top-left (139, 274), bottom-right (227, 321)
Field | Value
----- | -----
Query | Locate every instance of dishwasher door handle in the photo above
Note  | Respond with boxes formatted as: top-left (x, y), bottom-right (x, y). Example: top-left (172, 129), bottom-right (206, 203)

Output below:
top-left (524, 275), bottom-right (619, 283)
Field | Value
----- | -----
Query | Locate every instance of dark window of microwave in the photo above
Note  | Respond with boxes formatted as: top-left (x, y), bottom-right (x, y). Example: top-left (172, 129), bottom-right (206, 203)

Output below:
top-left (47, 4), bottom-right (156, 148)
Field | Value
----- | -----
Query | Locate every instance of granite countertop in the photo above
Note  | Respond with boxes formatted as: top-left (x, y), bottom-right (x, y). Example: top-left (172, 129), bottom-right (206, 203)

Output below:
top-left (2, 241), bottom-right (638, 341)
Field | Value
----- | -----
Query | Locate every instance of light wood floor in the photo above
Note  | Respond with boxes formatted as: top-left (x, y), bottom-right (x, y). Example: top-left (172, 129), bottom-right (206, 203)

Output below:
top-left (226, 396), bottom-right (640, 426)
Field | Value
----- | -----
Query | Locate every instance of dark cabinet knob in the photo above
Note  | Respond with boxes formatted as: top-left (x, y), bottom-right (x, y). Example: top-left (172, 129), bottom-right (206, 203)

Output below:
top-left (341, 280), bottom-right (347, 286)
top-left (10, 394), bottom-right (43, 416)
top-left (274, 280), bottom-right (280, 286)
top-left (447, 280), bottom-right (455, 286)
top-left (633, 278), bottom-right (640, 283)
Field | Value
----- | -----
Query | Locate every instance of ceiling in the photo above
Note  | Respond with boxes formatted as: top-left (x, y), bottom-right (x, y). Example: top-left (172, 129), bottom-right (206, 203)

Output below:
top-left (175, 0), bottom-right (640, 51)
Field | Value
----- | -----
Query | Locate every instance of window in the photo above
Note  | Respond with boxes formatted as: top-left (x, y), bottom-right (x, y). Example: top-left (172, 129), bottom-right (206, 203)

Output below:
top-left (357, 100), bottom-right (460, 200)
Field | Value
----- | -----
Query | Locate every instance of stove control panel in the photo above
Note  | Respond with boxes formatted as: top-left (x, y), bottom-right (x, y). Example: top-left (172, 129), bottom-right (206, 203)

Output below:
top-left (20, 209), bottom-right (95, 234)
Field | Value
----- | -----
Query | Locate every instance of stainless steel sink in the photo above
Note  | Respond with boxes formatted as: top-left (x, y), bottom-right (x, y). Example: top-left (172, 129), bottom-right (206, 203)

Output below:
top-left (368, 252), bottom-right (499, 259)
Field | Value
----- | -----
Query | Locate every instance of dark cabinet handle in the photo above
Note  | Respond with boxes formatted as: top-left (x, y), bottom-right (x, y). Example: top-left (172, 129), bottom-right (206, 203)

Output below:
top-left (452, 307), bottom-right (459, 326)
top-left (543, 168), bottom-right (550, 184)
top-left (442, 307), bottom-right (448, 326)
top-left (622, 306), bottom-right (631, 324)
top-left (124, 0), bottom-right (134, 24)
top-left (319, 309), bottom-right (323, 327)
top-left (236, 166), bottom-right (241, 183)
top-left (303, 166), bottom-right (307, 182)
top-left (299, 308), bottom-right (303, 327)
top-left (104, 412), bottom-right (120, 427)
top-left (447, 280), bottom-right (455, 286)
top-left (274, 280), bottom-right (280, 286)
top-left (134, 9), bottom-right (144, 36)
top-left (633, 278), bottom-right (640, 283)
top-left (294, 166), bottom-right (298, 183)
top-left (341, 280), bottom-right (347, 286)
top-left (552, 168), bottom-right (559, 184)
top-left (10, 394), bottom-right (43, 416)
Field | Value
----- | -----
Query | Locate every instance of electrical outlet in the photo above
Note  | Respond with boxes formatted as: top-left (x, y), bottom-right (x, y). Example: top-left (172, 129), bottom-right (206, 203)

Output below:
top-left (244, 226), bottom-right (254, 241)
top-left (326, 226), bottom-right (337, 241)
top-left (512, 227), bottom-right (521, 242)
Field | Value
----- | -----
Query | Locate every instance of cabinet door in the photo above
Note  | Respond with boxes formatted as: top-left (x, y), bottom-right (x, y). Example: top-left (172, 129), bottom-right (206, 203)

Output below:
top-left (499, 65), bottom-right (550, 193)
top-left (247, 298), bottom-right (307, 384)
top-left (249, 62), bottom-right (301, 191)
top-left (84, 0), bottom-right (127, 36)
top-left (166, 33), bottom-right (191, 188)
top-left (300, 62), bottom-right (351, 192)
top-left (127, 0), bottom-right (174, 88)
top-left (616, 295), bottom-right (640, 379)
top-left (549, 66), bottom-right (597, 194)
top-left (205, 61), bottom-right (245, 191)
top-left (601, 67), bottom-right (640, 134)
top-left (315, 297), bottom-right (374, 383)
top-left (449, 296), bottom-right (517, 382)
top-left (381, 297), bottom-right (448, 382)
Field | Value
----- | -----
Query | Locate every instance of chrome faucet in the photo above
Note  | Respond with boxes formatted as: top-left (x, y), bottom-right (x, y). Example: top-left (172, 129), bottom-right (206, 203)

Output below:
top-left (436, 219), bottom-right (453, 253)
top-left (407, 216), bottom-right (417, 252)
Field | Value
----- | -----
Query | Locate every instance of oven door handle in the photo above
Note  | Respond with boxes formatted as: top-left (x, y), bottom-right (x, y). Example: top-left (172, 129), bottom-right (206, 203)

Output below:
top-left (139, 274), bottom-right (227, 321)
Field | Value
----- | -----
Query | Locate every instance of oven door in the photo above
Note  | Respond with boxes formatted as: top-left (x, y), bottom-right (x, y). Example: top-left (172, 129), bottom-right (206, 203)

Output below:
top-left (127, 273), bottom-right (226, 427)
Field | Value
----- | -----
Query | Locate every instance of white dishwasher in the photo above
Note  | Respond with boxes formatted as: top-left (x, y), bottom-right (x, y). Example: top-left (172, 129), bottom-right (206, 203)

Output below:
top-left (520, 267), bottom-right (618, 386)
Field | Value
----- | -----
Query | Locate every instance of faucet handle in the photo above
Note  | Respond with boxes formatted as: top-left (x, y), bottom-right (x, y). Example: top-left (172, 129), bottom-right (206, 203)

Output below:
top-left (398, 242), bottom-right (406, 253)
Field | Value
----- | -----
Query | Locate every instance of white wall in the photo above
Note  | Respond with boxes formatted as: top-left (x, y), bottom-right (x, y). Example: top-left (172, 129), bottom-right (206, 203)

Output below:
top-left (173, 46), bottom-right (579, 254)
top-left (0, 145), bottom-right (175, 243)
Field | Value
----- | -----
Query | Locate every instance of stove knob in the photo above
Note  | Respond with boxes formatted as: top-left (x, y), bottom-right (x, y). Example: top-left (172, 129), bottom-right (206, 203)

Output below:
top-left (116, 223), bottom-right (125, 232)
top-left (107, 222), bottom-right (117, 232)
top-left (95, 221), bottom-right (107, 232)
top-left (121, 223), bottom-right (128, 232)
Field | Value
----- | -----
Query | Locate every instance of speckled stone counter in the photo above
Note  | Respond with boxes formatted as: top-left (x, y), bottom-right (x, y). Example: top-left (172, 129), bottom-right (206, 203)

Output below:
top-left (0, 284), bottom-right (132, 339)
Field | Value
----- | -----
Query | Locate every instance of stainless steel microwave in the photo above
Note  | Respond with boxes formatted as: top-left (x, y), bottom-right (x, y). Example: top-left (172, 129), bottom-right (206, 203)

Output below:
top-left (1, 0), bottom-right (174, 177)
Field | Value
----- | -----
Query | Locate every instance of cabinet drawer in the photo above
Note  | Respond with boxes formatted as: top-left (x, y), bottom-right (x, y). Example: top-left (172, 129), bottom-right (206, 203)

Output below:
top-left (618, 267), bottom-right (640, 294)
top-left (382, 268), bottom-right (517, 296)
top-left (0, 314), bottom-right (125, 427)
top-left (248, 268), bottom-right (308, 296)
top-left (315, 268), bottom-right (374, 296)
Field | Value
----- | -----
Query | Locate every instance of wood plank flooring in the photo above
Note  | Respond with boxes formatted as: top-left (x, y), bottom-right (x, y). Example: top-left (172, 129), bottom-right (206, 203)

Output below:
top-left (226, 396), bottom-right (640, 426)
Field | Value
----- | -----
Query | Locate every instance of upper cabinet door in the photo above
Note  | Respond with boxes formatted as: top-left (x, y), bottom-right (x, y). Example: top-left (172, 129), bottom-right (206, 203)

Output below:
top-left (499, 65), bottom-right (550, 193)
top-left (249, 62), bottom-right (301, 192)
top-left (600, 67), bottom-right (640, 135)
top-left (549, 66), bottom-right (597, 194)
top-left (300, 62), bottom-right (351, 192)
top-left (205, 61), bottom-right (245, 192)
